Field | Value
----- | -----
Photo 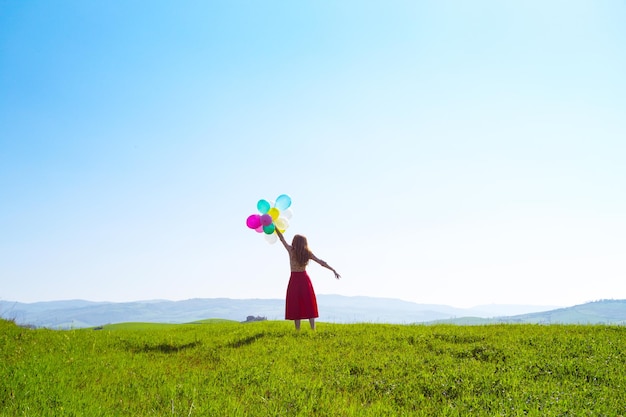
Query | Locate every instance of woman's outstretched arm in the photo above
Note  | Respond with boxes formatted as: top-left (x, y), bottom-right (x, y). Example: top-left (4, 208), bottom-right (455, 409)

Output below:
top-left (310, 254), bottom-right (341, 279)
top-left (275, 229), bottom-right (290, 251)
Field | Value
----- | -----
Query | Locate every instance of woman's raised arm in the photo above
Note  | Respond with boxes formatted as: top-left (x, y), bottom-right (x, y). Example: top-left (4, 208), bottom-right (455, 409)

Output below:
top-left (275, 229), bottom-right (290, 251)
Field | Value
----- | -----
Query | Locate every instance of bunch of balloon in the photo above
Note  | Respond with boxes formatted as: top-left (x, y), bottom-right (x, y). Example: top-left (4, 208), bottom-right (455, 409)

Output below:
top-left (245, 194), bottom-right (293, 244)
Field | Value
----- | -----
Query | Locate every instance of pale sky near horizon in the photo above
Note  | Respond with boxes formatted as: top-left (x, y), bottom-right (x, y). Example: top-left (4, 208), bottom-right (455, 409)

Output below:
top-left (1, 1), bottom-right (625, 308)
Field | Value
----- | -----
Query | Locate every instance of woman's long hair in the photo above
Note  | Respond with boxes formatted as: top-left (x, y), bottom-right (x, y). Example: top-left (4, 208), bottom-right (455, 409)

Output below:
top-left (291, 234), bottom-right (311, 266)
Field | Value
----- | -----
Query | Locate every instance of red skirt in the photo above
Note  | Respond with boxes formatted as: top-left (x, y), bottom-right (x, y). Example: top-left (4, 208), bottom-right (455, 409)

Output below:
top-left (285, 271), bottom-right (319, 320)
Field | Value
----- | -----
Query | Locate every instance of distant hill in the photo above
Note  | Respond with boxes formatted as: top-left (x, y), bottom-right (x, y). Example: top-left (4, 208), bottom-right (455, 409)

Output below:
top-left (429, 300), bottom-right (626, 325)
top-left (0, 295), bottom-right (565, 328)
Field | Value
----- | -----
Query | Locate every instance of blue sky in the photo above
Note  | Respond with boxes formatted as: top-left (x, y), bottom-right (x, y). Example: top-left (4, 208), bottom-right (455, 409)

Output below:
top-left (1, 1), bottom-right (625, 308)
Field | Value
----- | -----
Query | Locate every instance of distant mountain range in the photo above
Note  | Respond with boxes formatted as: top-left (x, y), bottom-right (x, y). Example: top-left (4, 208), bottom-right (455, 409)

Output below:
top-left (1, 296), bottom-right (624, 329)
top-left (431, 299), bottom-right (626, 325)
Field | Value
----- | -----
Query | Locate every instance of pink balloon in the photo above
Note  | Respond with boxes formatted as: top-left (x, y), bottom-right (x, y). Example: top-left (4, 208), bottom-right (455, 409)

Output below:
top-left (246, 214), bottom-right (262, 229)
top-left (260, 214), bottom-right (273, 226)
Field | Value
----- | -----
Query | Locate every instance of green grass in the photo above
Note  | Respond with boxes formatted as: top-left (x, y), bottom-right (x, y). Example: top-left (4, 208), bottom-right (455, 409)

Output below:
top-left (2, 318), bottom-right (626, 416)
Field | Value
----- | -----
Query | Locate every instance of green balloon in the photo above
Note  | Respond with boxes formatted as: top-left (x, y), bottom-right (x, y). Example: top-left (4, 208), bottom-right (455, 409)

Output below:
top-left (263, 223), bottom-right (276, 234)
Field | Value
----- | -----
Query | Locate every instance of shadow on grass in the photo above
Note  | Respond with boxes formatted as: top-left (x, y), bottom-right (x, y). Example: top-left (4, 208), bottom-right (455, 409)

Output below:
top-left (227, 332), bottom-right (266, 348)
top-left (128, 340), bottom-right (203, 354)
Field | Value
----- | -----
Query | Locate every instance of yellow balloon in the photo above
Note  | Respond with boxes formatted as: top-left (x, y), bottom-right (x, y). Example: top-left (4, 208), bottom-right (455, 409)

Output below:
top-left (275, 217), bottom-right (289, 231)
top-left (268, 207), bottom-right (280, 220)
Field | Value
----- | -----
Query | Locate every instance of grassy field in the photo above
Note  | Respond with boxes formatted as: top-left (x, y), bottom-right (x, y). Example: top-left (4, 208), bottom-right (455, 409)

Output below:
top-left (2, 318), bottom-right (625, 416)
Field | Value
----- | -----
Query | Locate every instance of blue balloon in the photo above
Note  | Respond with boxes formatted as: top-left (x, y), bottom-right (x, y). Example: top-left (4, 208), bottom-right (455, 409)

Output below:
top-left (275, 194), bottom-right (292, 211)
top-left (257, 199), bottom-right (271, 214)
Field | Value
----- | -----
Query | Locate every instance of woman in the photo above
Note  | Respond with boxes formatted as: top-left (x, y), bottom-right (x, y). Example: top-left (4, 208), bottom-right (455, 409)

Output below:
top-left (276, 229), bottom-right (340, 330)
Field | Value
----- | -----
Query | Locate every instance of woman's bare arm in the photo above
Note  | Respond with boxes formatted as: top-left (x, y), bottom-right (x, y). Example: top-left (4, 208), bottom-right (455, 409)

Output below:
top-left (310, 253), bottom-right (341, 279)
top-left (275, 229), bottom-right (290, 251)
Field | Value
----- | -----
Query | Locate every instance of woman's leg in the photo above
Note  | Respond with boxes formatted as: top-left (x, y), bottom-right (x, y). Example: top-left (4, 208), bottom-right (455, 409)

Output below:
top-left (309, 318), bottom-right (316, 330)
top-left (294, 319), bottom-right (301, 330)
